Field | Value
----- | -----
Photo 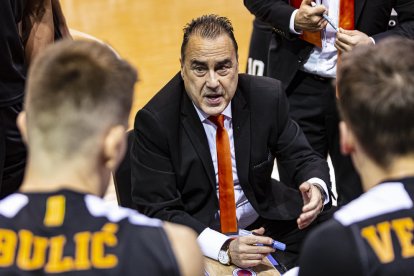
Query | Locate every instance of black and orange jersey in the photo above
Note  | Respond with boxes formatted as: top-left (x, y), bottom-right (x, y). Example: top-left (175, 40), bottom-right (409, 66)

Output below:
top-left (299, 177), bottom-right (414, 276)
top-left (0, 189), bottom-right (180, 275)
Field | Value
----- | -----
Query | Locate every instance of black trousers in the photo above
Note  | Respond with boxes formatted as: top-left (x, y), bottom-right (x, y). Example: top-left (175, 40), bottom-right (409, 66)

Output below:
top-left (0, 101), bottom-right (26, 198)
top-left (284, 70), bottom-right (363, 206)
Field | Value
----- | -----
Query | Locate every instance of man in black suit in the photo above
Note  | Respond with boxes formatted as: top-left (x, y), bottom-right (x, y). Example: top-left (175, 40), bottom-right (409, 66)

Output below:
top-left (244, 0), bottom-right (414, 206)
top-left (131, 14), bottom-right (332, 269)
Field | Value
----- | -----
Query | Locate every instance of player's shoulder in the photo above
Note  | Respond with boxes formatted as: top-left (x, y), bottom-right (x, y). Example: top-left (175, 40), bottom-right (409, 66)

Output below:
top-left (83, 194), bottom-right (162, 228)
top-left (334, 181), bottom-right (413, 227)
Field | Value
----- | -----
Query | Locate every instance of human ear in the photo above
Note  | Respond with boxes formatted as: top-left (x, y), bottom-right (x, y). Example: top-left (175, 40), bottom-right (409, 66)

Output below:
top-left (102, 125), bottom-right (127, 171)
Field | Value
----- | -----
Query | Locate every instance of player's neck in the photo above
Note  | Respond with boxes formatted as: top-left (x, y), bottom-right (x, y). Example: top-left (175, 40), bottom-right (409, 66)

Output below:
top-left (19, 158), bottom-right (108, 197)
top-left (359, 155), bottom-right (414, 192)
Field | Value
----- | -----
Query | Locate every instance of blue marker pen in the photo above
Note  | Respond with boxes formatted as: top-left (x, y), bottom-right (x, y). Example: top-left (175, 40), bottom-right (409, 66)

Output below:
top-left (251, 232), bottom-right (286, 251)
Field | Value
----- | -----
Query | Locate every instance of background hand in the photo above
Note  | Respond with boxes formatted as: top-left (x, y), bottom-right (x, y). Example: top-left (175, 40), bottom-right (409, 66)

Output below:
top-left (297, 182), bottom-right (323, 229)
top-left (335, 28), bottom-right (374, 53)
top-left (294, 0), bottom-right (328, 32)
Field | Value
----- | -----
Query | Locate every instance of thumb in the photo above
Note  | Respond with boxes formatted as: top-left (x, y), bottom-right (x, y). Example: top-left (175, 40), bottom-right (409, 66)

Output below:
top-left (301, 0), bottom-right (312, 6)
top-left (252, 227), bottom-right (266, 235)
top-left (299, 182), bottom-right (311, 194)
top-left (339, 28), bottom-right (355, 34)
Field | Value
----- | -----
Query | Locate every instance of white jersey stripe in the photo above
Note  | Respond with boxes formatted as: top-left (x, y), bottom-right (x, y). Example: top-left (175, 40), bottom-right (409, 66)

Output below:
top-left (334, 182), bottom-right (413, 226)
top-left (84, 194), bottom-right (162, 227)
top-left (0, 194), bottom-right (29, 218)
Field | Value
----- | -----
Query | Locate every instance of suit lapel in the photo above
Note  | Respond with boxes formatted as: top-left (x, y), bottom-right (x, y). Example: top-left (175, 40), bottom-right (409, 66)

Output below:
top-left (354, 0), bottom-right (366, 26)
top-left (181, 92), bottom-right (216, 189)
top-left (232, 88), bottom-right (251, 186)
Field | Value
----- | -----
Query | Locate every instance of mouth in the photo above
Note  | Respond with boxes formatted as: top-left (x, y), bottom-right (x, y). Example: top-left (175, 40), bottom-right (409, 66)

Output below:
top-left (204, 94), bottom-right (223, 105)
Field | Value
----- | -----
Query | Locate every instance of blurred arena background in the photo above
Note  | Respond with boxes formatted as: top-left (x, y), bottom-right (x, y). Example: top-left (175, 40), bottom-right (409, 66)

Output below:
top-left (60, 0), bottom-right (254, 127)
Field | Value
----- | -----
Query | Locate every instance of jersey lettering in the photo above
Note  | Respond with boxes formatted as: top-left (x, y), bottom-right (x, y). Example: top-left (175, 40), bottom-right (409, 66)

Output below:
top-left (361, 217), bottom-right (414, 263)
top-left (0, 223), bottom-right (118, 273)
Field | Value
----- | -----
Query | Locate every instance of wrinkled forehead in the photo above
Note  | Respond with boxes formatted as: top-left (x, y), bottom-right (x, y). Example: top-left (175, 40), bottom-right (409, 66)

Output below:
top-left (183, 34), bottom-right (237, 63)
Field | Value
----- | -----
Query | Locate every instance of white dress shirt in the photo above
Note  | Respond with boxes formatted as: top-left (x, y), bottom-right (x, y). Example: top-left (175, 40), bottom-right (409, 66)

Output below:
top-left (193, 103), bottom-right (329, 260)
top-left (290, 0), bottom-right (339, 78)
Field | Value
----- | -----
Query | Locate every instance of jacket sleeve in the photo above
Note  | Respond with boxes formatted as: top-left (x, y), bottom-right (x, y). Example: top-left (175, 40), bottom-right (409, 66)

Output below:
top-left (369, 0), bottom-right (414, 42)
top-left (131, 108), bottom-right (208, 234)
top-left (272, 80), bottom-right (331, 192)
top-left (244, 0), bottom-right (295, 38)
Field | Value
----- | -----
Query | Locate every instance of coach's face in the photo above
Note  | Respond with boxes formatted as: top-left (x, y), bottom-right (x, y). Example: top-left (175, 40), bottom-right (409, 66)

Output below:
top-left (181, 34), bottom-right (239, 116)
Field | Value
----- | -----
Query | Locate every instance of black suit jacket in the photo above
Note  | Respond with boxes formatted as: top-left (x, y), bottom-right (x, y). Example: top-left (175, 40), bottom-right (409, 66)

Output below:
top-left (244, 0), bottom-right (414, 88)
top-left (131, 73), bottom-right (331, 234)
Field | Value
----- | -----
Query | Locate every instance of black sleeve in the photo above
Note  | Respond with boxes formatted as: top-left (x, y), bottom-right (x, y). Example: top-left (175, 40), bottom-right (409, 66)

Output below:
top-left (372, 0), bottom-right (414, 42)
top-left (244, 0), bottom-right (295, 36)
top-left (299, 220), bottom-right (364, 276)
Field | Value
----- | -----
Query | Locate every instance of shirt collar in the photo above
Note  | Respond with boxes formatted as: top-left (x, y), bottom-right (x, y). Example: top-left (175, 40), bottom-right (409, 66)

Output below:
top-left (193, 102), bottom-right (232, 123)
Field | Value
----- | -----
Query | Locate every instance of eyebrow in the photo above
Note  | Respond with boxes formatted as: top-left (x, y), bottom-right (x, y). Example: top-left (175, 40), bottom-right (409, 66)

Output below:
top-left (215, 59), bottom-right (233, 68)
top-left (190, 60), bottom-right (207, 67)
top-left (190, 59), bottom-right (233, 68)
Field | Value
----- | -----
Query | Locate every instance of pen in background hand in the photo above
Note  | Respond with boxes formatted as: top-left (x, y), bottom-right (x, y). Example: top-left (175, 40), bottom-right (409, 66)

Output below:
top-left (311, 2), bottom-right (338, 31)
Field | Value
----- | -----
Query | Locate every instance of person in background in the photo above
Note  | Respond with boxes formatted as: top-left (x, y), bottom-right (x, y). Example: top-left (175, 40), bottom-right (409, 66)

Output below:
top-left (0, 39), bottom-right (203, 275)
top-left (131, 14), bottom-right (332, 270)
top-left (296, 37), bottom-right (414, 275)
top-left (246, 18), bottom-right (273, 77)
top-left (244, 0), bottom-right (414, 206)
top-left (0, 0), bottom-right (70, 198)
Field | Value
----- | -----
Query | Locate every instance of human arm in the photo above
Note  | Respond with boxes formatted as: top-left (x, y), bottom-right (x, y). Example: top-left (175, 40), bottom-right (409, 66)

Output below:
top-left (23, 0), bottom-right (55, 63)
top-left (244, 0), bottom-right (327, 37)
top-left (163, 222), bottom-right (204, 276)
top-left (269, 81), bottom-right (331, 225)
top-left (51, 0), bottom-right (72, 39)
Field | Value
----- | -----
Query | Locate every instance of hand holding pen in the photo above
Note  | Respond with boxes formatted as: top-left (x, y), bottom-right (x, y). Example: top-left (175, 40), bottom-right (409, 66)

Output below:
top-left (311, 2), bottom-right (338, 31)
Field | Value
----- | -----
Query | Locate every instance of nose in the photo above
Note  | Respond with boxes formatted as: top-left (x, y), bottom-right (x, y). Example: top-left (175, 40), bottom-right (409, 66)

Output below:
top-left (206, 70), bottom-right (219, 90)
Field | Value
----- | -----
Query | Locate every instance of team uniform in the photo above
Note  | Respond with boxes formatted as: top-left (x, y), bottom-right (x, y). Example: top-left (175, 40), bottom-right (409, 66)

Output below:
top-left (0, 189), bottom-right (180, 275)
top-left (299, 177), bottom-right (414, 275)
top-left (0, 0), bottom-right (28, 198)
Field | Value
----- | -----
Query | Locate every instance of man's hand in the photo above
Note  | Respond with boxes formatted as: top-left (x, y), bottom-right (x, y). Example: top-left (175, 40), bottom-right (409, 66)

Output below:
top-left (228, 227), bottom-right (275, 268)
top-left (294, 0), bottom-right (328, 32)
top-left (335, 28), bottom-right (374, 53)
top-left (297, 182), bottom-right (323, 229)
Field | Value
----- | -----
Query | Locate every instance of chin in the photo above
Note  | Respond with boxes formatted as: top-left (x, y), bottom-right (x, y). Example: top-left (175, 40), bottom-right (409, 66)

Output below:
top-left (202, 105), bottom-right (226, 116)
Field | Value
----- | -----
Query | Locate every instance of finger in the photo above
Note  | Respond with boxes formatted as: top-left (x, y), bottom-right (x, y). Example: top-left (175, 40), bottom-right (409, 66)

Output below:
top-left (302, 186), bottom-right (320, 212)
top-left (339, 28), bottom-right (356, 35)
top-left (239, 235), bottom-right (274, 248)
top-left (238, 253), bottom-right (269, 261)
top-left (297, 211), bottom-right (316, 229)
top-left (251, 227), bottom-right (265, 236)
top-left (234, 259), bottom-right (265, 269)
top-left (299, 182), bottom-right (311, 195)
top-left (336, 40), bottom-right (353, 52)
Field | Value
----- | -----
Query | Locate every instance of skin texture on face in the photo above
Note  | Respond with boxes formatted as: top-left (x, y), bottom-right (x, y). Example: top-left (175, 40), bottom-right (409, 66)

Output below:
top-left (181, 34), bottom-right (239, 116)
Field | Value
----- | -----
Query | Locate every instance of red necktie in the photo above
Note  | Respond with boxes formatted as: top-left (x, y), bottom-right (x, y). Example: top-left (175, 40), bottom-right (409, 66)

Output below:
top-left (337, 0), bottom-right (355, 97)
top-left (290, 0), bottom-right (322, 47)
top-left (209, 115), bottom-right (237, 234)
